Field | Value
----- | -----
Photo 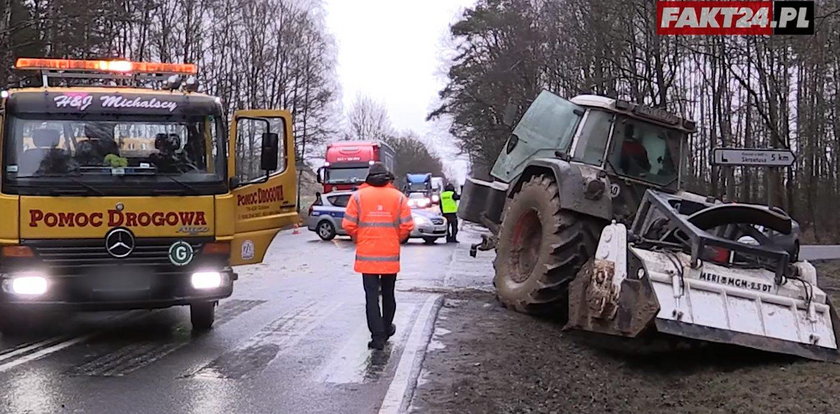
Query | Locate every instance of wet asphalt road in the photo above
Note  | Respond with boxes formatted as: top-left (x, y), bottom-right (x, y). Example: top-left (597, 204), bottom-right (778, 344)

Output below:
top-left (0, 224), bottom-right (493, 414)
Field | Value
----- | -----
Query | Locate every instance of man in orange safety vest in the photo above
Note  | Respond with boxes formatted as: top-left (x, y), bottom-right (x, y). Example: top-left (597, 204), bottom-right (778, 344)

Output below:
top-left (342, 162), bottom-right (414, 350)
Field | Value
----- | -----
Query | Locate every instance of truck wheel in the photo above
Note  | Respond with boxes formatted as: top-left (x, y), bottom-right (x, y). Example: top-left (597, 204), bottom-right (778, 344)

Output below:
top-left (190, 302), bottom-right (216, 331)
top-left (493, 174), bottom-right (603, 319)
top-left (317, 221), bottom-right (337, 241)
top-left (423, 237), bottom-right (438, 244)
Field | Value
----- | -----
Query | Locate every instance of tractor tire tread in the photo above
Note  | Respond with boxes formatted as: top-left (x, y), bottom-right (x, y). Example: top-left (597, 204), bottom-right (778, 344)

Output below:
top-left (493, 174), bottom-right (604, 319)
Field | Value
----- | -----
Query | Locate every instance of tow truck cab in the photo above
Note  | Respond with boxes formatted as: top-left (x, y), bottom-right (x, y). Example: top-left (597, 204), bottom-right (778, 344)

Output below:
top-left (0, 58), bottom-right (298, 330)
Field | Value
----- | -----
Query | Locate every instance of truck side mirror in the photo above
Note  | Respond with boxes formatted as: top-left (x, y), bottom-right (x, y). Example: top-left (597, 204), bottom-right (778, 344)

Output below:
top-left (260, 132), bottom-right (279, 171)
top-left (503, 103), bottom-right (517, 127)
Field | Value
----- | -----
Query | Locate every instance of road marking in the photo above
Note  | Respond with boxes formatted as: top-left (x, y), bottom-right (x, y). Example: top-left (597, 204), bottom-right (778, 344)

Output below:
top-left (0, 336), bottom-right (72, 363)
top-left (0, 310), bottom-right (152, 373)
top-left (0, 334), bottom-right (92, 372)
top-left (319, 302), bottom-right (419, 384)
top-left (378, 294), bottom-right (442, 414)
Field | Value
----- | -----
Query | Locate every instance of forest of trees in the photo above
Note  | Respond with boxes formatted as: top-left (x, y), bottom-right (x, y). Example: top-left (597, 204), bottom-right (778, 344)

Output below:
top-left (432, 0), bottom-right (840, 241)
top-left (0, 0), bottom-right (447, 182)
top-left (0, 0), bottom-right (339, 160)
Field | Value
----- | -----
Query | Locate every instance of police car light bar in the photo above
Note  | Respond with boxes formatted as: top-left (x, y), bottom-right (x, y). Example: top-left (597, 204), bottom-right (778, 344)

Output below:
top-left (14, 58), bottom-right (197, 75)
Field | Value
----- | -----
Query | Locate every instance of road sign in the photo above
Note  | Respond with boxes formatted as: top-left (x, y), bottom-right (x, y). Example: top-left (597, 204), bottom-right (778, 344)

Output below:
top-left (711, 148), bottom-right (796, 167)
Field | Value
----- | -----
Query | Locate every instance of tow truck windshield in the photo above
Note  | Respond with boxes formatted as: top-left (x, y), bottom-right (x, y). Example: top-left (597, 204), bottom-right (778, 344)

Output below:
top-left (4, 114), bottom-right (226, 195)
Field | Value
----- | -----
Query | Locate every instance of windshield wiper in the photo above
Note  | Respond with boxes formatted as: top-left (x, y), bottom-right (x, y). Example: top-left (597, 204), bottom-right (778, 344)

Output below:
top-left (68, 176), bottom-right (105, 195)
top-left (161, 175), bottom-right (202, 195)
top-left (34, 173), bottom-right (105, 196)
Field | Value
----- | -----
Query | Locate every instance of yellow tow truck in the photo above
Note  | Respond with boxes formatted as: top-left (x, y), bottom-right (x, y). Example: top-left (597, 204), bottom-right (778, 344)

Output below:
top-left (0, 58), bottom-right (297, 331)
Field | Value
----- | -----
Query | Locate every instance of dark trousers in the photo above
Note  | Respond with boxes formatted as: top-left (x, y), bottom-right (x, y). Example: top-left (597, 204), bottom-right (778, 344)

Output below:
top-left (362, 273), bottom-right (396, 340)
top-left (444, 213), bottom-right (458, 241)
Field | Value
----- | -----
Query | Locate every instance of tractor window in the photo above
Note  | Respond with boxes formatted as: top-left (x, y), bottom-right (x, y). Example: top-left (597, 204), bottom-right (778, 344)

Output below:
top-left (608, 117), bottom-right (682, 187)
top-left (516, 93), bottom-right (580, 152)
top-left (491, 91), bottom-right (583, 183)
top-left (572, 110), bottom-right (613, 166)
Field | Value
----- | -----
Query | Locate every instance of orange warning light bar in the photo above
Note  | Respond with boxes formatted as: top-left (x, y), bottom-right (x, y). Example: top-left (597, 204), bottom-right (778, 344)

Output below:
top-left (14, 58), bottom-right (197, 75)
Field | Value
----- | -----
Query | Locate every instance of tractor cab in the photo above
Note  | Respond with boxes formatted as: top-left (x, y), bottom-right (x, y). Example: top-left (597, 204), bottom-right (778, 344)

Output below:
top-left (568, 95), bottom-right (694, 190)
top-left (489, 91), bottom-right (695, 223)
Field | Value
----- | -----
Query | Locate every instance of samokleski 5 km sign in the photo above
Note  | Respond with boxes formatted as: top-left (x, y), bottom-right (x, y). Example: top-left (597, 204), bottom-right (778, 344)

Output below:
top-left (711, 148), bottom-right (796, 167)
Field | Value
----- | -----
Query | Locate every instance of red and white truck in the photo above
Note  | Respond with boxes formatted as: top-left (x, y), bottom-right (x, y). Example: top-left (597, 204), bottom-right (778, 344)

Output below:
top-left (318, 141), bottom-right (396, 193)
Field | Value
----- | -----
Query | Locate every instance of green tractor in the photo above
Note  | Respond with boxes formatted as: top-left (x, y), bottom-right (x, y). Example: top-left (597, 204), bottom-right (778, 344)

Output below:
top-left (461, 91), bottom-right (836, 361)
top-left (463, 91), bottom-right (693, 314)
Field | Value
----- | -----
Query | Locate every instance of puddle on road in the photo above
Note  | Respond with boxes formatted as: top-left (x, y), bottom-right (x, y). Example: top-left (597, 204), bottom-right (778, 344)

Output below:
top-left (318, 302), bottom-right (420, 385)
top-left (189, 302), bottom-right (340, 380)
top-left (193, 343), bottom-right (281, 380)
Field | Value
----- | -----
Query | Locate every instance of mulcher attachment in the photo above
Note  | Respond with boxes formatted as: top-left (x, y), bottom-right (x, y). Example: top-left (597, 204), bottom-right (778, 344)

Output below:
top-left (567, 190), bottom-right (840, 362)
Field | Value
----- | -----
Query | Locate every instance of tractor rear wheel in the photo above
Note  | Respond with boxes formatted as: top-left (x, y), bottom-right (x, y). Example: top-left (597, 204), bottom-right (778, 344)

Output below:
top-left (493, 174), bottom-right (603, 319)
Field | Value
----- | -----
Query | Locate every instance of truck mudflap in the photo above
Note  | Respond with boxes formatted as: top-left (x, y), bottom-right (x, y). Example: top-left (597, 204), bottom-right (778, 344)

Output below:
top-left (567, 222), bottom-right (840, 362)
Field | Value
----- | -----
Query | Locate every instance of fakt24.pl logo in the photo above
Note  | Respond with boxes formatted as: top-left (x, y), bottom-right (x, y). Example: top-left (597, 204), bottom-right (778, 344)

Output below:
top-left (657, 1), bottom-right (815, 35)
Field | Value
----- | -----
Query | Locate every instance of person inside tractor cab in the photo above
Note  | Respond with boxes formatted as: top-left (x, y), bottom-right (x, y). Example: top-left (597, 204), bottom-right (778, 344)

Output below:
top-left (150, 133), bottom-right (196, 173)
top-left (20, 128), bottom-right (77, 176)
top-left (619, 123), bottom-right (651, 176)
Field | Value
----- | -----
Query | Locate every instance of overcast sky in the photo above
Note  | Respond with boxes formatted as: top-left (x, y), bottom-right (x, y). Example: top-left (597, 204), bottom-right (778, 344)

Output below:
top-left (324, 0), bottom-right (476, 183)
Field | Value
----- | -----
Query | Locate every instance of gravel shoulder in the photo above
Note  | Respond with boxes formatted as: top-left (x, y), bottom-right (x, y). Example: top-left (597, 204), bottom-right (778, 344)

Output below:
top-left (410, 262), bottom-right (840, 413)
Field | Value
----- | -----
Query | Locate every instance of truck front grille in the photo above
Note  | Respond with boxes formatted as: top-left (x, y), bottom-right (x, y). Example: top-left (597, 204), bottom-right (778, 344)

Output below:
top-left (25, 238), bottom-right (207, 276)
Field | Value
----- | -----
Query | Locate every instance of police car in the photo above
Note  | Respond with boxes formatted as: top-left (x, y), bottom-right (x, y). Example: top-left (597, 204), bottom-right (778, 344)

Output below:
top-left (307, 191), bottom-right (448, 243)
top-left (307, 191), bottom-right (351, 241)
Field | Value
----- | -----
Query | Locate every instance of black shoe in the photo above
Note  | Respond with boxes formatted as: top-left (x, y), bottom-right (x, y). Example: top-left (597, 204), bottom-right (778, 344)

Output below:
top-left (368, 339), bottom-right (385, 350)
top-left (387, 324), bottom-right (396, 339)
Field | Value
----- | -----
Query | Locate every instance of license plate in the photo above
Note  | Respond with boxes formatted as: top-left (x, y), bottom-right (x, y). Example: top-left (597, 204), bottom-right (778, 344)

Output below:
top-left (91, 273), bottom-right (151, 292)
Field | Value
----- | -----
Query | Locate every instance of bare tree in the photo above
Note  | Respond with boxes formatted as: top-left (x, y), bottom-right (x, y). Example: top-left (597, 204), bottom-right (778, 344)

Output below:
top-left (345, 93), bottom-right (394, 141)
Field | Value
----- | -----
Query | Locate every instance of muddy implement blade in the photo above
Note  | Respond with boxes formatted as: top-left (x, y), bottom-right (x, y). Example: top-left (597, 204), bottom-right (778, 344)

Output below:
top-left (567, 219), bottom-right (840, 363)
top-left (655, 317), bottom-right (840, 362)
top-left (566, 225), bottom-right (660, 338)
top-left (638, 247), bottom-right (840, 362)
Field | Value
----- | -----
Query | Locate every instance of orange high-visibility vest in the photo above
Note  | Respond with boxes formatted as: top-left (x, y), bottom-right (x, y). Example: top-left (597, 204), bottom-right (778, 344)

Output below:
top-left (342, 183), bottom-right (414, 274)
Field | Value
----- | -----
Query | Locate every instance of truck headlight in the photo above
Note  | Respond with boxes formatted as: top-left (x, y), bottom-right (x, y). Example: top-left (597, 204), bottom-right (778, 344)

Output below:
top-left (7, 275), bottom-right (48, 296)
top-left (191, 271), bottom-right (222, 289)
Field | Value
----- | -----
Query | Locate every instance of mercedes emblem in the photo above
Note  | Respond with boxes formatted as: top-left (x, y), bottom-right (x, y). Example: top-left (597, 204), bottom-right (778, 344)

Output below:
top-left (105, 227), bottom-right (135, 258)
